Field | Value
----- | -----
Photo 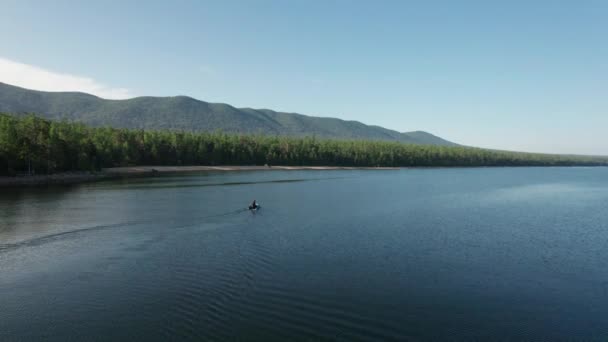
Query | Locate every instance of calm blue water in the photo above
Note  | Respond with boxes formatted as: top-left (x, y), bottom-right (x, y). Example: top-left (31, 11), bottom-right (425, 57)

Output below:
top-left (1, 167), bottom-right (608, 340)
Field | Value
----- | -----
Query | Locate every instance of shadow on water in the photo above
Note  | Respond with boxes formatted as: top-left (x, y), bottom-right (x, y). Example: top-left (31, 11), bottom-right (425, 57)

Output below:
top-left (0, 185), bottom-right (83, 237)
top-left (0, 172), bottom-right (342, 251)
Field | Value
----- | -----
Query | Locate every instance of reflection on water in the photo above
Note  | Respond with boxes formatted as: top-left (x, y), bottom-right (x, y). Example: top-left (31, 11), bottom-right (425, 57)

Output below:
top-left (1, 167), bottom-right (608, 340)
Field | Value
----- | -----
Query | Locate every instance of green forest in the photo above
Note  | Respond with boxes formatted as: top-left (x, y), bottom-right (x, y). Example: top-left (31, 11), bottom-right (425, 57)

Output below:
top-left (1, 113), bottom-right (607, 176)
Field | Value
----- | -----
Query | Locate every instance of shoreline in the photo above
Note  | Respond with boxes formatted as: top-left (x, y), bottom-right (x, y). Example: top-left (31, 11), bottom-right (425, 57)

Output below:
top-left (0, 165), bottom-right (399, 188)
top-left (103, 165), bottom-right (401, 174)
top-left (3, 164), bottom-right (604, 188)
top-left (0, 172), bottom-right (118, 188)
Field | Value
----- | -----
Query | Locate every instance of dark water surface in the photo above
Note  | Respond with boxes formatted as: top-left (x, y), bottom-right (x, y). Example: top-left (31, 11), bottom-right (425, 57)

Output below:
top-left (1, 168), bottom-right (608, 340)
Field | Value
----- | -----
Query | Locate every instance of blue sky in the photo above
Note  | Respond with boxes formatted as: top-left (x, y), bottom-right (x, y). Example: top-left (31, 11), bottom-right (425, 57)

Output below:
top-left (1, 0), bottom-right (606, 155)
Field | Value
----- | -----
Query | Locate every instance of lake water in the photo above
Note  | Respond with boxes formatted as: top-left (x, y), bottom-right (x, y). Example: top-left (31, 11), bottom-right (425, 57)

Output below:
top-left (1, 167), bottom-right (608, 340)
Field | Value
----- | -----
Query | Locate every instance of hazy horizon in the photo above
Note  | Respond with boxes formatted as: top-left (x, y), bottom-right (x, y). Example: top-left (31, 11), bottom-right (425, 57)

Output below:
top-left (1, 0), bottom-right (606, 155)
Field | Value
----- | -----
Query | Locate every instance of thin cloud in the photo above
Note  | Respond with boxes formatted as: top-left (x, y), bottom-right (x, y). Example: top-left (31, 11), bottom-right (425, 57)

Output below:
top-left (0, 57), bottom-right (134, 99)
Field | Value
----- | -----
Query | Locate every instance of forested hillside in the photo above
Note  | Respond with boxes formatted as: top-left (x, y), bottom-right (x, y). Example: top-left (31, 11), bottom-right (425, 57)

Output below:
top-left (1, 114), bottom-right (606, 176)
top-left (0, 82), bottom-right (454, 145)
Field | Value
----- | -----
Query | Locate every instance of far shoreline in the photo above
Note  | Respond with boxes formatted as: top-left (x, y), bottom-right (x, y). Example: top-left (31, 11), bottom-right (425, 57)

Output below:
top-left (1, 164), bottom-right (605, 188)
top-left (103, 165), bottom-right (402, 175)
top-left (0, 172), bottom-right (116, 188)
top-left (0, 165), bottom-right (400, 188)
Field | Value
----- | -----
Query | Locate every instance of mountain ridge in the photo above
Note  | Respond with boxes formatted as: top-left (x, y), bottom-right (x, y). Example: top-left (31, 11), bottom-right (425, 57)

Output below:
top-left (0, 82), bottom-right (456, 146)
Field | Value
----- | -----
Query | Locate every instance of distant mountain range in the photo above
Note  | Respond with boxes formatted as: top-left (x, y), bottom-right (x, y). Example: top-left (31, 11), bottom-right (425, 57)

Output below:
top-left (0, 82), bottom-right (455, 146)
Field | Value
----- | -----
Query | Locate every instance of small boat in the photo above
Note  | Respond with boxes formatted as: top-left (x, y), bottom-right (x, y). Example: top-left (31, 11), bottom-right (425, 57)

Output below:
top-left (248, 204), bottom-right (260, 211)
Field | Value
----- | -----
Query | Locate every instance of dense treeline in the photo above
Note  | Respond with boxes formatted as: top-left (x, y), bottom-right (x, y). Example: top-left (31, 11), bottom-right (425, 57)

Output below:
top-left (1, 113), bottom-right (607, 176)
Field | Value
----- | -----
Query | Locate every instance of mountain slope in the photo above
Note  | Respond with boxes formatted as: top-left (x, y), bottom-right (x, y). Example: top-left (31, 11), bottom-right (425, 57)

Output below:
top-left (0, 82), bottom-right (456, 145)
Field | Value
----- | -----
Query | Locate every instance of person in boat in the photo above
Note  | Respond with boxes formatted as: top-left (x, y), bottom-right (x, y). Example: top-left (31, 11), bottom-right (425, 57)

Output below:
top-left (249, 200), bottom-right (258, 210)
